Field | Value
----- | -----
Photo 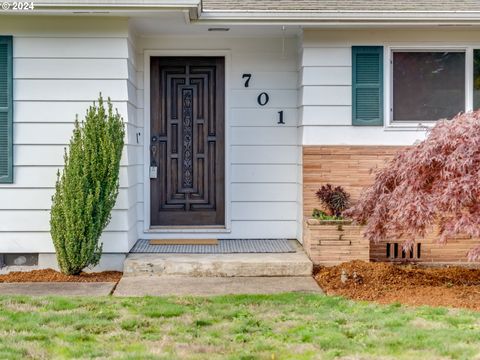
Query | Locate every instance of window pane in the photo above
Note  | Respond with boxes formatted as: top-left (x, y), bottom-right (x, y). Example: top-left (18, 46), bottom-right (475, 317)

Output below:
top-left (393, 51), bottom-right (465, 121)
top-left (474, 50), bottom-right (480, 110)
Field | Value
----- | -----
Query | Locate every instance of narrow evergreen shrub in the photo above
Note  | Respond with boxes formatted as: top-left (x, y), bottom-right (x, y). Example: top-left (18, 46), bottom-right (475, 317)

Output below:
top-left (50, 95), bottom-right (125, 275)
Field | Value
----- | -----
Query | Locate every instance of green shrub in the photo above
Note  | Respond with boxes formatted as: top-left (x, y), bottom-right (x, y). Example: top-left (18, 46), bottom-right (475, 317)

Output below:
top-left (311, 209), bottom-right (342, 221)
top-left (50, 95), bottom-right (125, 275)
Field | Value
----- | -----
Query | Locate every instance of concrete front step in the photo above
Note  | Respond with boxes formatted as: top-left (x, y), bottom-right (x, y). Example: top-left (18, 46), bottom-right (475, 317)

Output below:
top-left (123, 242), bottom-right (313, 277)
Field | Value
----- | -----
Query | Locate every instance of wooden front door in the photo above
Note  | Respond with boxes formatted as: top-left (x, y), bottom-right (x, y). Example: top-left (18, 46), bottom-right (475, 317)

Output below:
top-left (150, 57), bottom-right (225, 226)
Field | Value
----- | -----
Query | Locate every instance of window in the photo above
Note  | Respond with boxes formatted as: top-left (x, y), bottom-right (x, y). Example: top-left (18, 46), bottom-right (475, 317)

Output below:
top-left (391, 50), bottom-right (466, 122)
top-left (0, 36), bottom-right (12, 183)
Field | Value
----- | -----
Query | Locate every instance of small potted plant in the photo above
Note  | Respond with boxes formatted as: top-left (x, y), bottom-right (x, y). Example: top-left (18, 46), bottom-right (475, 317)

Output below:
top-left (304, 184), bottom-right (369, 265)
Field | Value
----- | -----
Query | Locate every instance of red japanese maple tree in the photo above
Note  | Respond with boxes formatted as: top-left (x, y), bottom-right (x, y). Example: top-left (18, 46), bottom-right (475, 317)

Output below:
top-left (344, 111), bottom-right (480, 261)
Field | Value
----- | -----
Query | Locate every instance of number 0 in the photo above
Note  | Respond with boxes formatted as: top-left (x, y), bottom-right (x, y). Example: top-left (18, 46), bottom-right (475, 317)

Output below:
top-left (257, 92), bottom-right (269, 106)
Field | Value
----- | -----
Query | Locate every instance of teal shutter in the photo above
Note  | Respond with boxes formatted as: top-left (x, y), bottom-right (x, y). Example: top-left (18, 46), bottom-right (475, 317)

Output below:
top-left (352, 46), bottom-right (384, 126)
top-left (0, 36), bottom-right (12, 183)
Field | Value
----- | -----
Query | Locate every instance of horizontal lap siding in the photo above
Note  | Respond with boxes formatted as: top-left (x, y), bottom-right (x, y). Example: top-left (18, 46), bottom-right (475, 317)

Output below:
top-left (231, 146), bottom-right (297, 164)
top-left (299, 29), bottom-right (476, 145)
top-left (300, 47), bottom-right (352, 129)
top-left (231, 127), bottom-right (298, 145)
top-left (226, 40), bottom-right (299, 235)
top-left (0, 18), bottom-right (133, 253)
top-left (14, 101), bottom-right (129, 123)
top-left (136, 37), bottom-right (300, 239)
top-left (14, 37), bottom-right (128, 58)
top-left (0, 188), bottom-right (134, 210)
top-left (0, 167), bottom-right (134, 189)
top-left (14, 58), bottom-right (129, 79)
top-left (126, 30), bottom-right (142, 249)
top-left (0, 210), bottom-right (133, 232)
top-left (14, 79), bottom-right (128, 101)
top-left (231, 183), bottom-right (297, 202)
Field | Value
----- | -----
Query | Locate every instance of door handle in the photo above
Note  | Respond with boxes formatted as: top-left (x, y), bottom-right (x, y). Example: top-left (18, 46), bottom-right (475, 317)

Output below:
top-left (150, 144), bottom-right (158, 179)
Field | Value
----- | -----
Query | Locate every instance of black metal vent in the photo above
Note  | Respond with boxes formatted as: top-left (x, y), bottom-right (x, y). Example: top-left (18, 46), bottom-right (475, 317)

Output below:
top-left (386, 243), bottom-right (421, 260)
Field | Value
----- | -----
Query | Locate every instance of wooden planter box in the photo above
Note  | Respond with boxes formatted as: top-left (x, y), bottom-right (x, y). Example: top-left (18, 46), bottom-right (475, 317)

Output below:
top-left (303, 218), bottom-right (368, 266)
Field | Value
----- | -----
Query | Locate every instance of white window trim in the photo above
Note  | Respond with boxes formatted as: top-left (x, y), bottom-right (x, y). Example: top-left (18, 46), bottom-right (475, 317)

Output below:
top-left (384, 45), bottom-right (473, 131)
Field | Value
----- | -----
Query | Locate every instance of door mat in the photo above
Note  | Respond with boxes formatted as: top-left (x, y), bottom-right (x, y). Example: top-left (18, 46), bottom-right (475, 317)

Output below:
top-left (149, 239), bottom-right (218, 246)
top-left (130, 239), bottom-right (295, 254)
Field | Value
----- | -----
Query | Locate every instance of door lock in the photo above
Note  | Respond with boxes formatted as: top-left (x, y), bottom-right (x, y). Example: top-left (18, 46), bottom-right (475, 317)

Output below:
top-left (150, 141), bottom-right (158, 179)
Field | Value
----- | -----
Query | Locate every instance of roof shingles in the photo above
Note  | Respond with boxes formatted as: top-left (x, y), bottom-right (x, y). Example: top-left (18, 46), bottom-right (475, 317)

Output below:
top-left (202, 0), bottom-right (480, 12)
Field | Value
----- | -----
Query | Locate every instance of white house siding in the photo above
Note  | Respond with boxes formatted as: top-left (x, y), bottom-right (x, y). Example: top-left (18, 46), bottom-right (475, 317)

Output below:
top-left (126, 28), bottom-right (143, 250)
top-left (296, 37), bottom-right (304, 242)
top-left (0, 16), bottom-right (135, 254)
top-left (299, 29), bottom-right (480, 146)
top-left (135, 35), bottom-right (301, 240)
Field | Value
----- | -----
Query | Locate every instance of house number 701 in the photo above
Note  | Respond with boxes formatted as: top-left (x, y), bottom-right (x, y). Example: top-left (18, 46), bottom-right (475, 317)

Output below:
top-left (242, 74), bottom-right (284, 125)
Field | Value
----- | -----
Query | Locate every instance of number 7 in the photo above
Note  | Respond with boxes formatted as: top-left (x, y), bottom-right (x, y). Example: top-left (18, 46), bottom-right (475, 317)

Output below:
top-left (242, 73), bottom-right (252, 88)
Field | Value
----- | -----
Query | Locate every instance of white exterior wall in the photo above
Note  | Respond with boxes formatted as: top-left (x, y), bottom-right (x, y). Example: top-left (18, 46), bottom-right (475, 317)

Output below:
top-left (299, 29), bottom-right (480, 146)
top-left (296, 36), bottom-right (304, 242)
top-left (0, 16), bottom-right (135, 253)
top-left (136, 35), bottom-right (300, 240)
top-left (6, 19), bottom-right (478, 254)
top-left (126, 28), bottom-right (143, 250)
top-left (6, 19), bottom-right (479, 254)
top-left (0, 16), bottom-right (303, 256)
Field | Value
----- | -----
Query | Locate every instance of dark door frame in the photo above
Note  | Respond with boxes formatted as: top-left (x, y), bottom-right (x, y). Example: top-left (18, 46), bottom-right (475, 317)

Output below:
top-left (144, 52), bottom-right (230, 231)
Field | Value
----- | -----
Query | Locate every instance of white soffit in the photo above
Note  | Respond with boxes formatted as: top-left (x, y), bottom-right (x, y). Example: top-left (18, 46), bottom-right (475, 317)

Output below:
top-left (130, 14), bottom-right (301, 37)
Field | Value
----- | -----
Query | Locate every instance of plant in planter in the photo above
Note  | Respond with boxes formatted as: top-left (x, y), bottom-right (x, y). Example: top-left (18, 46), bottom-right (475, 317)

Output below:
top-left (50, 95), bottom-right (125, 275)
top-left (305, 184), bottom-right (368, 265)
top-left (312, 184), bottom-right (351, 221)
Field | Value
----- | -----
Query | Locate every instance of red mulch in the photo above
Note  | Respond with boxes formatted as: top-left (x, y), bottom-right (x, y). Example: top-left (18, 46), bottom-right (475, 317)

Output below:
top-left (315, 261), bottom-right (480, 311)
top-left (0, 269), bottom-right (122, 283)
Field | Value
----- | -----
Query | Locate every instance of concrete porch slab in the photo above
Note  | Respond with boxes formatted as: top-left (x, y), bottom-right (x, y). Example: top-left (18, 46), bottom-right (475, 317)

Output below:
top-left (123, 240), bottom-right (313, 277)
top-left (0, 282), bottom-right (116, 296)
top-left (113, 276), bottom-right (322, 296)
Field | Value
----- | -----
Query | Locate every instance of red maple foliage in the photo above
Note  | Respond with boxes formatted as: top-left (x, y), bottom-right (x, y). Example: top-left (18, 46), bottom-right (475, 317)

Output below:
top-left (344, 111), bottom-right (480, 261)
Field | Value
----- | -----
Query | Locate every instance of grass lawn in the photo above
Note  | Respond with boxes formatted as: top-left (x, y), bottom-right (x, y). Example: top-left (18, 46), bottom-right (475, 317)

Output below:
top-left (0, 293), bottom-right (479, 360)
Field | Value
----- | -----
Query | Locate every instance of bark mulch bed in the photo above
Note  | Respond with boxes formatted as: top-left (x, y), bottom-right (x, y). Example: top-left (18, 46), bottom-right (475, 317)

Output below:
top-left (315, 260), bottom-right (480, 311)
top-left (0, 269), bottom-right (122, 283)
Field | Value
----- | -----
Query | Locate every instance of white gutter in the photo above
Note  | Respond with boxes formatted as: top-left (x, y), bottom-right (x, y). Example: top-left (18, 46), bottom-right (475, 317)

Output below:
top-left (34, 0), bottom-right (199, 6)
top-left (195, 10), bottom-right (480, 25)
top-left (3, 1), bottom-right (480, 26)
top-left (1, 0), bottom-right (201, 18)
